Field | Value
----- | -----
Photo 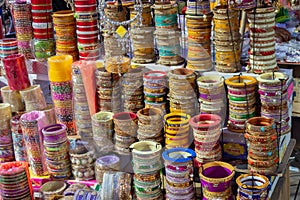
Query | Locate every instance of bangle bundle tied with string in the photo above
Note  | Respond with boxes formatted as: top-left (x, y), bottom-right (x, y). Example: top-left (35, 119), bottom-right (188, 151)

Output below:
top-left (75, 0), bottom-right (100, 60)
top-left (130, 4), bottom-right (155, 63)
top-left (95, 155), bottom-right (120, 184)
top-left (186, 0), bottom-right (211, 16)
top-left (186, 14), bottom-right (213, 71)
top-left (247, 7), bottom-right (278, 74)
top-left (245, 117), bottom-right (278, 174)
top-left (213, 7), bottom-right (241, 73)
top-left (225, 75), bottom-right (257, 133)
top-left (168, 68), bottom-right (198, 117)
top-left (130, 141), bottom-right (163, 200)
top-left (12, 2), bottom-right (34, 59)
top-left (199, 161), bottom-right (235, 199)
top-left (190, 114), bottom-right (222, 166)
top-left (236, 173), bottom-right (270, 200)
top-left (257, 72), bottom-right (290, 136)
top-left (197, 75), bottom-right (226, 119)
top-left (163, 148), bottom-right (196, 200)
top-left (153, 3), bottom-right (184, 66)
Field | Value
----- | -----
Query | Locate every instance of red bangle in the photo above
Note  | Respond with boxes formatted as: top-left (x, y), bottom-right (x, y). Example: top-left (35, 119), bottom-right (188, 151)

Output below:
top-left (76, 21), bottom-right (97, 26)
top-left (32, 18), bottom-right (52, 23)
top-left (31, 4), bottom-right (52, 10)
top-left (143, 70), bottom-right (167, 80)
top-left (34, 34), bottom-right (54, 40)
top-left (79, 50), bottom-right (99, 57)
top-left (79, 55), bottom-right (100, 61)
top-left (113, 112), bottom-right (137, 121)
top-left (77, 33), bottom-right (98, 39)
top-left (74, 0), bottom-right (97, 5)
top-left (33, 28), bottom-right (53, 34)
top-left (32, 12), bottom-right (52, 17)
top-left (76, 25), bottom-right (98, 32)
top-left (75, 4), bottom-right (97, 12)
top-left (189, 114), bottom-right (221, 130)
top-left (77, 37), bottom-right (98, 44)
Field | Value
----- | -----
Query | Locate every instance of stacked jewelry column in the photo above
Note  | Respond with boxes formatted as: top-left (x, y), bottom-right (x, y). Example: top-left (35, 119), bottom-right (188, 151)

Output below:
top-left (153, 3), bottom-right (184, 66)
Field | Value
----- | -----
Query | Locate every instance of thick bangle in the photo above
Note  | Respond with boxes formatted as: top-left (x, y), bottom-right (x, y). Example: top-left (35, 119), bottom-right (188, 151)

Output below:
top-left (225, 76), bottom-right (257, 88)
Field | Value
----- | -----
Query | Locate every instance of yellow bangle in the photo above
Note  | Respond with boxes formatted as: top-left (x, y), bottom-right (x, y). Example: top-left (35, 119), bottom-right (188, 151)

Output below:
top-left (48, 55), bottom-right (73, 82)
top-left (236, 173), bottom-right (269, 190)
top-left (164, 113), bottom-right (191, 126)
top-left (256, 72), bottom-right (288, 84)
top-left (199, 161), bottom-right (235, 183)
top-left (225, 76), bottom-right (257, 88)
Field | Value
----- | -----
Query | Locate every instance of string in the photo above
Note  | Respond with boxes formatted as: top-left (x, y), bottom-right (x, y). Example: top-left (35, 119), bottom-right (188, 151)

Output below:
top-left (226, 6), bottom-right (238, 71)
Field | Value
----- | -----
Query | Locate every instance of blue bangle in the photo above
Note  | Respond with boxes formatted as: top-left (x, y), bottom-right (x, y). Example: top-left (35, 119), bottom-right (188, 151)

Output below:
top-left (155, 14), bottom-right (178, 27)
top-left (162, 148), bottom-right (196, 163)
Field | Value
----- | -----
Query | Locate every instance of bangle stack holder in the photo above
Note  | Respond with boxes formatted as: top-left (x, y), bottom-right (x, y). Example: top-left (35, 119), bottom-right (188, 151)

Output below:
top-left (96, 68), bottom-right (122, 113)
top-left (12, 2), bottom-right (34, 59)
top-left (42, 124), bottom-right (72, 180)
top-left (75, 0), bottom-right (100, 60)
top-left (245, 117), bottom-right (278, 174)
top-left (164, 113), bottom-right (191, 149)
top-left (247, 7), bottom-right (277, 74)
top-left (130, 141), bottom-right (163, 200)
top-left (113, 112), bottom-right (138, 155)
top-left (92, 111), bottom-right (114, 154)
top-left (197, 75), bottom-right (226, 120)
top-left (236, 173), bottom-right (270, 200)
top-left (190, 114), bottom-right (222, 166)
top-left (162, 148), bottom-right (196, 200)
top-left (225, 75), bottom-right (257, 133)
top-left (95, 155), bottom-right (120, 184)
top-left (257, 72), bottom-right (290, 136)
top-left (0, 103), bottom-right (14, 163)
top-left (199, 161), bottom-right (235, 199)
top-left (152, 3), bottom-right (184, 66)
top-left (143, 71), bottom-right (167, 114)
top-left (11, 115), bottom-right (27, 162)
top-left (20, 111), bottom-right (48, 176)
top-left (72, 61), bottom-right (93, 139)
top-left (122, 68), bottom-right (145, 113)
top-left (168, 68), bottom-right (198, 117)
top-left (0, 161), bottom-right (33, 200)
top-left (137, 108), bottom-right (164, 143)
top-left (1, 85), bottom-right (25, 113)
top-left (40, 181), bottom-right (67, 200)
top-left (19, 85), bottom-right (47, 112)
top-left (213, 7), bottom-right (241, 73)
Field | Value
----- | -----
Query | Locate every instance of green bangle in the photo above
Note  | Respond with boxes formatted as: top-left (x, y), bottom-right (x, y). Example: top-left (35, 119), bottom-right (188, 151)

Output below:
top-left (228, 95), bottom-right (249, 101)
top-left (135, 185), bottom-right (160, 193)
top-left (230, 112), bottom-right (255, 119)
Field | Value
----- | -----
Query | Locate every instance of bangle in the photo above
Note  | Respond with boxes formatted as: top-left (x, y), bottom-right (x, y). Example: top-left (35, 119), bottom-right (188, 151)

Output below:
top-left (164, 113), bottom-right (191, 127)
top-left (225, 76), bottom-right (257, 88)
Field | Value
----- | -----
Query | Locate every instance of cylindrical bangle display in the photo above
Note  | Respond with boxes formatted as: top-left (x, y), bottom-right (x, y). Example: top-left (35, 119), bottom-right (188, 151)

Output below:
top-left (20, 85), bottom-right (47, 112)
top-left (11, 115), bottom-right (27, 162)
top-left (0, 86), bottom-right (24, 112)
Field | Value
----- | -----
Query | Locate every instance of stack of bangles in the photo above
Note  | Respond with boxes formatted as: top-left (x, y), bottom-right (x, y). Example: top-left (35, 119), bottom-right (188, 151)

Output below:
top-left (229, 0), bottom-right (256, 9)
top-left (197, 75), bottom-right (226, 118)
top-left (245, 117), bottom-right (278, 174)
top-left (75, 0), bottom-right (100, 60)
top-left (130, 141), bottom-right (163, 200)
top-left (103, 33), bottom-right (126, 58)
top-left (53, 10), bottom-right (78, 61)
top-left (100, 172), bottom-right (132, 199)
top-left (137, 108), bottom-right (164, 143)
top-left (186, 14), bottom-right (213, 71)
top-left (213, 7), bottom-right (241, 72)
top-left (247, 7), bottom-right (278, 74)
top-left (113, 112), bottom-right (138, 154)
top-left (225, 76), bottom-right (257, 132)
top-left (122, 68), bottom-right (145, 113)
top-left (72, 61), bottom-right (93, 139)
top-left (70, 151), bottom-right (95, 181)
top-left (20, 111), bottom-right (48, 176)
top-left (95, 155), bottom-right (120, 184)
top-left (31, 0), bottom-right (55, 60)
top-left (74, 189), bottom-right (100, 199)
top-left (162, 148), bottom-right (196, 200)
top-left (48, 55), bottom-right (75, 135)
top-left (199, 161), bottom-right (235, 200)
top-left (164, 113), bottom-right (191, 149)
top-left (130, 4), bottom-right (155, 63)
top-left (0, 103), bottom-right (14, 163)
top-left (40, 181), bottom-right (67, 199)
top-left (42, 124), bottom-right (72, 180)
top-left (1, 86), bottom-right (25, 112)
top-left (143, 71), bottom-right (167, 113)
top-left (257, 72), bottom-right (290, 135)
top-left (19, 85), bottom-right (47, 112)
top-left (105, 56), bottom-right (131, 74)
top-left (152, 3), bottom-right (184, 66)
top-left (11, 115), bottom-right (27, 162)
top-left (12, 2), bottom-right (34, 59)
top-left (92, 112), bottom-right (114, 153)
top-left (168, 68), bottom-right (197, 116)
top-left (186, 0), bottom-right (211, 16)
top-left (0, 161), bottom-right (32, 200)
top-left (190, 114), bottom-right (222, 166)
top-left (236, 173), bottom-right (270, 200)
top-left (96, 68), bottom-right (122, 112)
top-left (0, 39), bottom-right (18, 59)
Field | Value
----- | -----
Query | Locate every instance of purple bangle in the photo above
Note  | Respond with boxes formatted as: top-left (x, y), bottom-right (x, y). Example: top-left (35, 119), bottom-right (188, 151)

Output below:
top-left (165, 184), bottom-right (194, 195)
top-left (96, 155), bottom-right (120, 166)
top-left (42, 124), bottom-right (67, 144)
top-left (51, 93), bottom-right (73, 101)
top-left (258, 89), bottom-right (287, 97)
top-left (199, 93), bottom-right (223, 101)
top-left (166, 174), bottom-right (191, 184)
